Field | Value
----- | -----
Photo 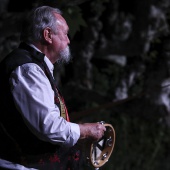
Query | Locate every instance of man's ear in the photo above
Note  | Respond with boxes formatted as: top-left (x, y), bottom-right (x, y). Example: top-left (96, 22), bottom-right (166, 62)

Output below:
top-left (43, 27), bottom-right (52, 43)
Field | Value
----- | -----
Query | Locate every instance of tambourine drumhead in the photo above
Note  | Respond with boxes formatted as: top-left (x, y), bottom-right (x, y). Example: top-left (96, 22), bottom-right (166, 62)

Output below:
top-left (90, 123), bottom-right (115, 168)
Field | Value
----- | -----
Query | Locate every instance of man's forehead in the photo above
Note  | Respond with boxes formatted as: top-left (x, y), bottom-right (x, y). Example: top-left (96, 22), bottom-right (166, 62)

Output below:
top-left (54, 13), bottom-right (65, 22)
top-left (54, 13), bottom-right (69, 30)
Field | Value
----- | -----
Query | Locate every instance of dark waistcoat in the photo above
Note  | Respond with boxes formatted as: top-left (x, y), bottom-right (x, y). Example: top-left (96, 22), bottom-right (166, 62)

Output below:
top-left (0, 42), bottom-right (61, 163)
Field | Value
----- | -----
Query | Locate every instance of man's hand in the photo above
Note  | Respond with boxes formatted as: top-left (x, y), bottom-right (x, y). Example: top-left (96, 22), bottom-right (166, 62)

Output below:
top-left (79, 123), bottom-right (106, 141)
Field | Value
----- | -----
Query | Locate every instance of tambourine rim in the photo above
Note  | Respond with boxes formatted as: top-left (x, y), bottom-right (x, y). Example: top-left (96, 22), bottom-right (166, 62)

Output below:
top-left (90, 123), bottom-right (116, 168)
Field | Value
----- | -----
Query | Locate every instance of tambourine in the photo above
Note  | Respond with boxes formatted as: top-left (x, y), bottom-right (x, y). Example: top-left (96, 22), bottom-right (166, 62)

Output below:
top-left (89, 122), bottom-right (115, 169)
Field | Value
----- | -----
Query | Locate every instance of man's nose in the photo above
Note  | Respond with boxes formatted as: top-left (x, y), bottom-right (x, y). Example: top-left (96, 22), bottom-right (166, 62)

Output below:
top-left (67, 36), bottom-right (70, 44)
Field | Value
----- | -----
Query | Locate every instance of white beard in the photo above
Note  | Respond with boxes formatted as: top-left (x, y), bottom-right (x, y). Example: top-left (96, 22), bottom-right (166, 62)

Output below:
top-left (57, 46), bottom-right (71, 64)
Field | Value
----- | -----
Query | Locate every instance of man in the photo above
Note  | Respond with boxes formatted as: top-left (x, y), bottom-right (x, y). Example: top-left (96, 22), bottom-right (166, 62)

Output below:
top-left (0, 6), bottom-right (106, 170)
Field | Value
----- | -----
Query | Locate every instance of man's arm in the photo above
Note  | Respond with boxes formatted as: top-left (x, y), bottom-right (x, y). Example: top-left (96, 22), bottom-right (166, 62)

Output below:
top-left (10, 63), bottom-right (80, 147)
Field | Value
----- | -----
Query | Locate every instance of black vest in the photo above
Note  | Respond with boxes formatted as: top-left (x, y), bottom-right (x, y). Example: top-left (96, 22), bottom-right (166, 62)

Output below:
top-left (0, 42), bottom-right (60, 163)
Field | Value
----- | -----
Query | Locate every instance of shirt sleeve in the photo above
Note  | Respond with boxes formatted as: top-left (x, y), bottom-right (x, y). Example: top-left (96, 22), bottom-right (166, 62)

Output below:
top-left (9, 63), bottom-right (80, 147)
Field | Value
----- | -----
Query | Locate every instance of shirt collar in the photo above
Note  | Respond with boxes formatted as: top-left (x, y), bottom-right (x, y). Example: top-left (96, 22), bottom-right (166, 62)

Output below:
top-left (44, 57), bottom-right (54, 73)
top-left (28, 43), bottom-right (54, 73)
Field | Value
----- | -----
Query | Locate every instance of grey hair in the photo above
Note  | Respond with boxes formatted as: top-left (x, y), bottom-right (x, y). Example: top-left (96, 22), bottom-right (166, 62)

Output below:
top-left (20, 6), bottom-right (62, 43)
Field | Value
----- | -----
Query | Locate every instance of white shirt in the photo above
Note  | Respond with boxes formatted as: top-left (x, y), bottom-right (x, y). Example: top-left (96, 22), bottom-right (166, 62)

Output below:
top-left (0, 45), bottom-right (80, 169)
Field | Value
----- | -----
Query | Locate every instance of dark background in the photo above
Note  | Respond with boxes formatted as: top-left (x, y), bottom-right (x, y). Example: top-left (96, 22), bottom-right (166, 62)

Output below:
top-left (0, 0), bottom-right (170, 169)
